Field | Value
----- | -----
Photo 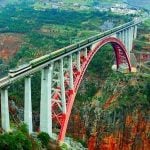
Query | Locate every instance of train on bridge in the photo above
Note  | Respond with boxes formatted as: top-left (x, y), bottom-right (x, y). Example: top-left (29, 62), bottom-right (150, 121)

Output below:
top-left (9, 20), bottom-right (137, 78)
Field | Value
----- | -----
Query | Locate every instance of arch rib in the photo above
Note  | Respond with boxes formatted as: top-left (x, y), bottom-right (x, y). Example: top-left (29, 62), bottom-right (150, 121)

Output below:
top-left (56, 37), bottom-right (131, 141)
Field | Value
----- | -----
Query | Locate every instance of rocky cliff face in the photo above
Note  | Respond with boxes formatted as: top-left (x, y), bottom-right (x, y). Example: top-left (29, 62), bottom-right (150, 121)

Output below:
top-left (67, 73), bottom-right (150, 150)
top-left (68, 102), bottom-right (150, 150)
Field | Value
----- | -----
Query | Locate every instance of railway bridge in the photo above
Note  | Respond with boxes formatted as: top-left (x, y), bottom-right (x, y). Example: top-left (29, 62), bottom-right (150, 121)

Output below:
top-left (0, 19), bottom-right (142, 141)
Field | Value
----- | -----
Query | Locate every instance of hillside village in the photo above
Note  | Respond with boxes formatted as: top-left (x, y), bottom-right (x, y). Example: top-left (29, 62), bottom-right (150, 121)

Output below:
top-left (33, 0), bottom-right (141, 15)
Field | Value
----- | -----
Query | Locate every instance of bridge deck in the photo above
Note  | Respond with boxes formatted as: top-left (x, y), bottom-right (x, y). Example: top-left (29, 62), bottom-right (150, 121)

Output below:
top-left (0, 20), bottom-right (142, 89)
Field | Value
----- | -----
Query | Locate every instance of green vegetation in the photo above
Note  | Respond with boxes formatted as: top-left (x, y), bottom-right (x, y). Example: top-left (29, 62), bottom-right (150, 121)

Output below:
top-left (0, 123), bottom-right (66, 150)
top-left (0, 131), bottom-right (32, 150)
top-left (0, 3), bottom-right (131, 70)
top-left (37, 132), bottom-right (51, 148)
top-left (143, 19), bottom-right (150, 31)
top-left (0, 124), bottom-right (40, 150)
top-left (76, 44), bottom-right (115, 102)
top-left (118, 76), bottom-right (150, 109)
top-left (133, 19), bottom-right (150, 51)
top-left (34, 0), bottom-right (122, 7)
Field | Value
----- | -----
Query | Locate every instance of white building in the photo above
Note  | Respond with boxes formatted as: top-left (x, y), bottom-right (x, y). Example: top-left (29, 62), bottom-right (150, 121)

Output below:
top-left (111, 7), bottom-right (139, 15)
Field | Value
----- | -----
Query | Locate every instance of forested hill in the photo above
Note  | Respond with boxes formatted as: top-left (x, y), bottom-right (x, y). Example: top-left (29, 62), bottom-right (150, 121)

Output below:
top-left (2, 0), bottom-right (150, 10)
top-left (0, 0), bottom-right (123, 6)
top-left (0, 0), bottom-right (132, 77)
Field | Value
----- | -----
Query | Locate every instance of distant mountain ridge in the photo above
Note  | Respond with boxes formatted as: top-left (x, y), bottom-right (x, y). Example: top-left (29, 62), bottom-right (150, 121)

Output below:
top-left (0, 0), bottom-right (34, 5)
top-left (1, 0), bottom-right (149, 10)
top-left (0, 0), bottom-right (123, 6)
top-left (127, 0), bottom-right (150, 10)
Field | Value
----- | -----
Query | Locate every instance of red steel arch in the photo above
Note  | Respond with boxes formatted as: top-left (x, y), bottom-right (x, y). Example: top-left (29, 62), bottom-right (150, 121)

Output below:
top-left (56, 37), bottom-right (132, 141)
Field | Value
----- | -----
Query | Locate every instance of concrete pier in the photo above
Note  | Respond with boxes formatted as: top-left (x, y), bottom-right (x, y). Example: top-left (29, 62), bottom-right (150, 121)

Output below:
top-left (40, 65), bottom-right (53, 137)
top-left (24, 76), bottom-right (33, 133)
top-left (1, 87), bottom-right (10, 132)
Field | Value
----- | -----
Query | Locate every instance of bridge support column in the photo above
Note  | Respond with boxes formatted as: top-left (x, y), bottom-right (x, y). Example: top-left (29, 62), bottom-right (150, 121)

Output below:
top-left (125, 29), bottom-right (130, 56)
top-left (124, 29), bottom-right (128, 49)
top-left (83, 48), bottom-right (88, 59)
top-left (129, 27), bottom-right (133, 53)
top-left (133, 25), bottom-right (137, 39)
top-left (1, 87), bottom-right (10, 132)
top-left (77, 51), bottom-right (81, 72)
top-left (128, 28), bottom-right (132, 58)
top-left (117, 32), bottom-right (121, 40)
top-left (131, 27), bottom-right (134, 48)
top-left (69, 55), bottom-right (74, 89)
top-left (122, 30), bottom-right (125, 45)
top-left (111, 33), bottom-right (117, 38)
top-left (60, 59), bottom-right (66, 113)
top-left (24, 76), bottom-right (32, 133)
top-left (120, 31), bottom-right (123, 43)
top-left (40, 65), bottom-right (53, 137)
